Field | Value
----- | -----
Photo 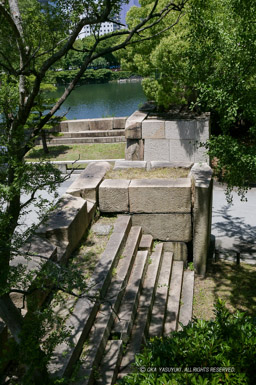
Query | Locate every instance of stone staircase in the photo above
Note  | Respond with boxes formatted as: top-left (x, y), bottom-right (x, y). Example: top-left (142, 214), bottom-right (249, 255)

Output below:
top-left (48, 215), bottom-right (194, 384)
top-left (45, 129), bottom-right (126, 145)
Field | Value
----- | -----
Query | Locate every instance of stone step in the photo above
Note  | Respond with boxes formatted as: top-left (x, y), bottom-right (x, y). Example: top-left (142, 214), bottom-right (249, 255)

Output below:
top-left (73, 226), bottom-right (142, 385)
top-left (48, 215), bottom-right (132, 379)
top-left (53, 129), bottom-right (125, 138)
top-left (164, 260), bottom-right (184, 335)
top-left (139, 234), bottom-right (153, 252)
top-left (96, 340), bottom-right (123, 385)
top-left (178, 270), bottom-right (195, 331)
top-left (119, 243), bottom-right (164, 375)
top-left (46, 136), bottom-right (126, 145)
top-left (149, 252), bottom-right (173, 337)
top-left (111, 250), bottom-right (149, 342)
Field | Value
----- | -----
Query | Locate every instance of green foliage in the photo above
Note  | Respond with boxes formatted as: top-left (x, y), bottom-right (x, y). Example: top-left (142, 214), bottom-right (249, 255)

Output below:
top-left (121, 0), bottom-right (256, 194)
top-left (121, 300), bottom-right (256, 384)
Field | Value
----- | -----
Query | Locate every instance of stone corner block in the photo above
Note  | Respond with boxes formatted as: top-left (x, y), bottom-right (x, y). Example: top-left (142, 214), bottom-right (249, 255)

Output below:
top-left (125, 139), bottom-right (144, 161)
top-left (37, 194), bottom-right (88, 250)
top-left (142, 119), bottom-right (165, 139)
top-left (99, 179), bottom-right (130, 213)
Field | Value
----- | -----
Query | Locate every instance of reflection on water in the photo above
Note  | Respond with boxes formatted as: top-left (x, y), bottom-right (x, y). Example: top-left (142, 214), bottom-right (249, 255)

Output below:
top-left (51, 82), bottom-right (146, 119)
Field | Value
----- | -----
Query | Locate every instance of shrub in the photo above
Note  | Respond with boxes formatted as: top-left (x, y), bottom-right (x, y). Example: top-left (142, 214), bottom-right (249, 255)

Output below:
top-left (121, 300), bottom-right (256, 384)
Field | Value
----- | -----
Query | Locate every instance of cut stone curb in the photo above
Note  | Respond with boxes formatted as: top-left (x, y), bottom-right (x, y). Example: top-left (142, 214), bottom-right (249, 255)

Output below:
top-left (37, 194), bottom-right (88, 256)
top-left (112, 250), bottom-right (148, 343)
top-left (178, 270), bottom-right (195, 331)
top-left (97, 340), bottom-right (123, 385)
top-left (149, 252), bottom-right (173, 338)
top-left (119, 243), bottom-right (164, 376)
top-left (48, 216), bottom-right (131, 379)
top-left (74, 227), bottom-right (142, 385)
top-left (164, 261), bottom-right (184, 334)
top-left (10, 236), bottom-right (57, 309)
top-left (66, 161), bottom-right (111, 202)
top-left (113, 160), bottom-right (147, 170)
top-left (149, 161), bottom-right (193, 169)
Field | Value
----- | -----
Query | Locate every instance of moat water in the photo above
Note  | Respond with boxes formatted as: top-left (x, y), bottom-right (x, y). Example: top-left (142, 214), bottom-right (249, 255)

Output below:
top-left (51, 81), bottom-right (146, 119)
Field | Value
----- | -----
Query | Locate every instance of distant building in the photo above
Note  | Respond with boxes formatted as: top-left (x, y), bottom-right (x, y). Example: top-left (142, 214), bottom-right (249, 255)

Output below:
top-left (80, 17), bottom-right (121, 38)
top-left (79, 0), bottom-right (139, 38)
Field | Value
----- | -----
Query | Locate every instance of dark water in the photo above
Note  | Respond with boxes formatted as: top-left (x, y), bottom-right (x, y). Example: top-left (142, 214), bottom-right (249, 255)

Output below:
top-left (51, 82), bottom-right (146, 119)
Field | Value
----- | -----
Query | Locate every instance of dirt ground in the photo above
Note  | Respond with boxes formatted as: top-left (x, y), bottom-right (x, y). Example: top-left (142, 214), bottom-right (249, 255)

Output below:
top-left (193, 259), bottom-right (256, 320)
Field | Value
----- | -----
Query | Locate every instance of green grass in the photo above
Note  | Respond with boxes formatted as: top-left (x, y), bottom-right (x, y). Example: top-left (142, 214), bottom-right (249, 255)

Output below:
top-left (25, 143), bottom-right (125, 162)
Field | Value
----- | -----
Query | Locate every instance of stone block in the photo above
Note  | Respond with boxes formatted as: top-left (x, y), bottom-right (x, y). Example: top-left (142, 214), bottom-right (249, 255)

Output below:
top-left (178, 270), bottom-right (194, 330)
top-left (149, 252), bottom-right (173, 337)
top-left (139, 234), bottom-right (153, 251)
top-left (37, 194), bottom-right (88, 252)
top-left (98, 340), bottom-right (123, 385)
top-left (99, 179), bottom-right (130, 212)
top-left (66, 177), bottom-right (101, 201)
top-left (89, 118), bottom-right (113, 131)
top-left (125, 123), bottom-right (142, 139)
top-left (67, 119), bottom-right (90, 132)
top-left (144, 139), bottom-right (169, 161)
top-left (113, 117), bottom-right (127, 129)
top-left (59, 121), bottom-right (69, 132)
top-left (113, 160), bottom-right (147, 170)
top-left (190, 163), bottom-right (213, 276)
top-left (165, 120), bottom-right (196, 140)
top-left (164, 260), bottom-right (184, 334)
top-left (125, 110), bottom-right (148, 139)
top-left (169, 139), bottom-right (195, 163)
top-left (132, 213), bottom-right (192, 241)
top-left (125, 139), bottom-right (144, 160)
top-left (129, 178), bottom-right (191, 213)
top-left (66, 162), bottom-right (111, 201)
top-left (142, 119), bottom-right (165, 139)
top-left (163, 242), bottom-right (188, 262)
top-left (149, 161), bottom-right (193, 169)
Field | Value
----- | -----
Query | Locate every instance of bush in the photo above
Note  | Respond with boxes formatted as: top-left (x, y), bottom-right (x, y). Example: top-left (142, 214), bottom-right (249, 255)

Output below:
top-left (121, 300), bottom-right (256, 384)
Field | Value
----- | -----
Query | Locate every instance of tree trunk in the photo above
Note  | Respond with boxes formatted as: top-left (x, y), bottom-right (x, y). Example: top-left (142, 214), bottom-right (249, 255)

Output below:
top-left (41, 130), bottom-right (49, 154)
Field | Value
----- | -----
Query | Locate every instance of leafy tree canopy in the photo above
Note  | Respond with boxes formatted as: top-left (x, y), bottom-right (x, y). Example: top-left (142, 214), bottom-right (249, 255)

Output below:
top-left (120, 0), bottom-right (256, 199)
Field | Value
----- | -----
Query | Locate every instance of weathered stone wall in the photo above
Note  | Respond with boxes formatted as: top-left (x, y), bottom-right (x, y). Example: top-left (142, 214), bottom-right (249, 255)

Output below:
top-left (98, 160), bottom-right (213, 276)
top-left (59, 117), bottom-right (127, 132)
top-left (125, 110), bottom-right (210, 165)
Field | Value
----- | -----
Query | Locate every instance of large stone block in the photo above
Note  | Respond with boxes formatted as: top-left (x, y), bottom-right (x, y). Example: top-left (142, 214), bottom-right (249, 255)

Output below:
top-left (67, 119), bottom-right (90, 132)
top-left (169, 139), bottom-right (195, 164)
top-left (125, 139), bottom-right (144, 160)
top-left (99, 179), bottom-right (130, 212)
top-left (142, 119), bottom-right (165, 139)
top-left (89, 118), bottom-right (113, 131)
top-left (129, 178), bottom-right (191, 213)
top-left (144, 139), bottom-right (170, 161)
top-left (165, 120), bottom-right (196, 140)
top-left (66, 162), bottom-right (111, 201)
top-left (125, 110), bottom-right (148, 139)
top-left (131, 213), bottom-right (192, 241)
top-left (113, 117), bottom-right (127, 129)
top-left (190, 163), bottom-right (213, 276)
top-left (37, 194), bottom-right (88, 251)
